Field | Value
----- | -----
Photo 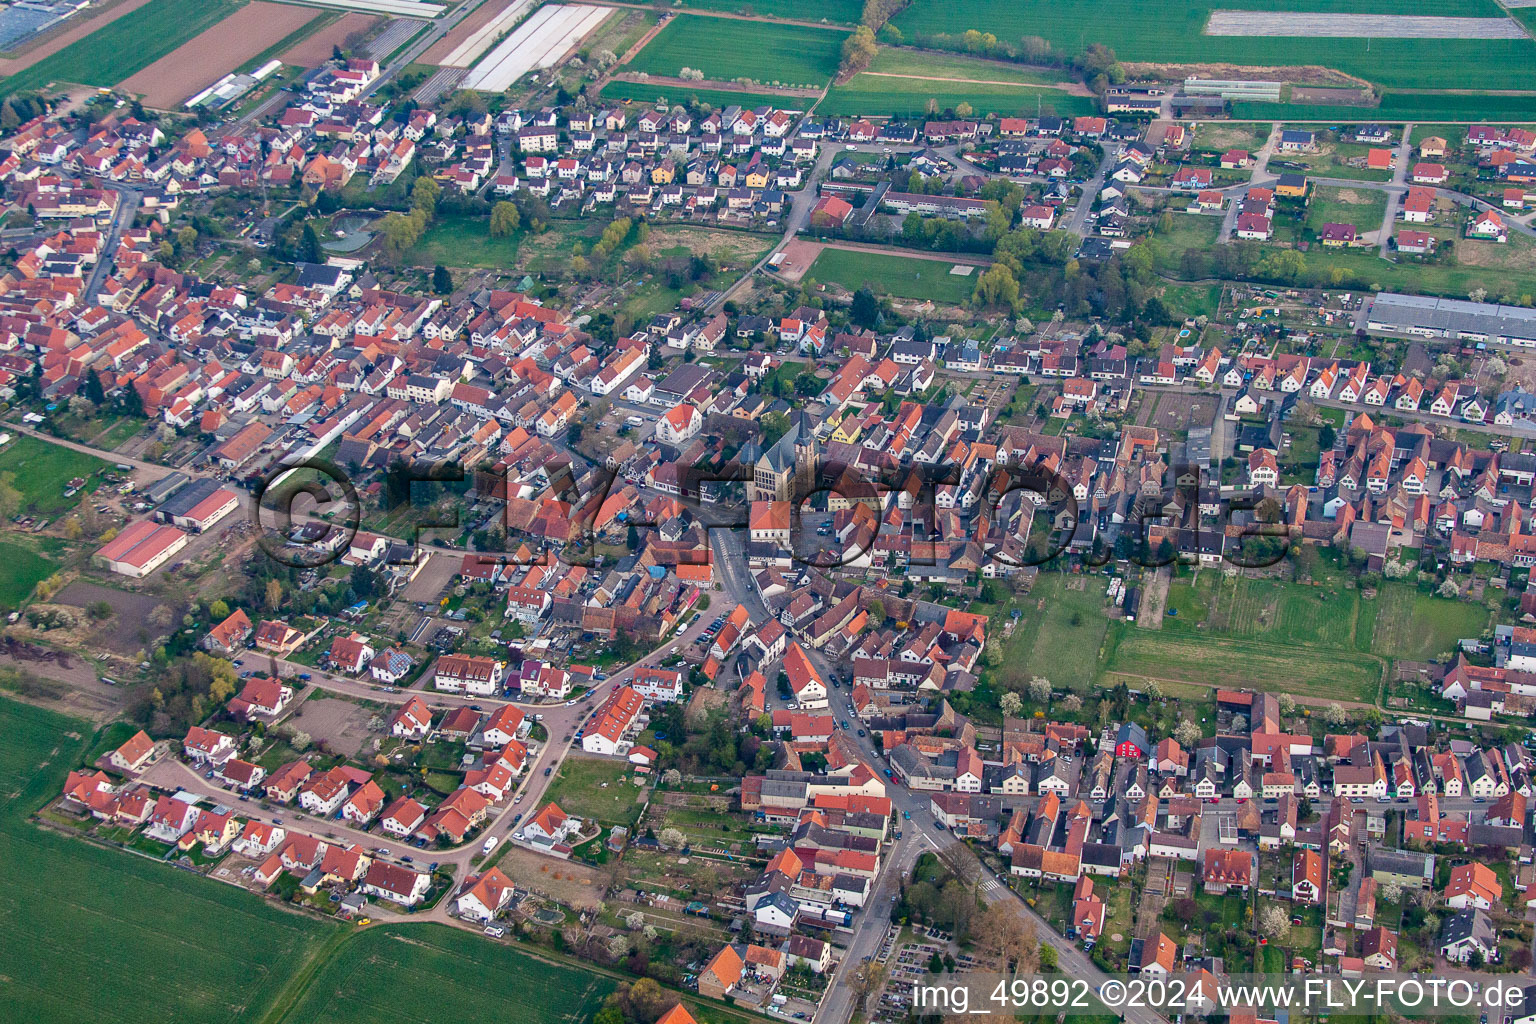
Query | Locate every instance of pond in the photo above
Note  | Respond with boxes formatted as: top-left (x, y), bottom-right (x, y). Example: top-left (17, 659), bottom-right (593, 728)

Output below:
top-left (323, 214), bottom-right (376, 254)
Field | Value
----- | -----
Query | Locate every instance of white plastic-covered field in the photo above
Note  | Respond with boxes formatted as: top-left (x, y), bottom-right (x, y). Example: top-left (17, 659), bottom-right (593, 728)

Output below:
top-left (1205, 10), bottom-right (1525, 38)
top-left (440, 0), bottom-right (536, 67)
top-left (462, 2), bottom-right (608, 92)
top-left (290, 0), bottom-right (444, 17)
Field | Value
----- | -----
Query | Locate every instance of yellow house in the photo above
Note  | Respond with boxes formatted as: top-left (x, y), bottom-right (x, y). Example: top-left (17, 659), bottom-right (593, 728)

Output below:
top-left (650, 160), bottom-right (675, 184)
top-left (1418, 136), bottom-right (1448, 159)
top-left (745, 168), bottom-right (770, 189)
top-left (1275, 174), bottom-right (1309, 199)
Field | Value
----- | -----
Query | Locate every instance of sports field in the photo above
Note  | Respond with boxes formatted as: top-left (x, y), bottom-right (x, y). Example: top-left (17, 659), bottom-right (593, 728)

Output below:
top-left (805, 247), bottom-right (982, 304)
top-left (1, 0), bottom-right (243, 95)
top-left (278, 924), bottom-right (613, 1024)
top-left (0, 434), bottom-right (108, 516)
top-left (819, 74), bottom-right (1095, 119)
top-left (0, 698), bottom-right (338, 1024)
top-left (626, 15), bottom-right (847, 88)
top-left (890, 0), bottom-right (1536, 93)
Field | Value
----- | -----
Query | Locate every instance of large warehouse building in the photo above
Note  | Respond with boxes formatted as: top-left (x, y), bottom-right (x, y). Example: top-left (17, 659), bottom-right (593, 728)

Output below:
top-left (95, 521), bottom-right (188, 578)
top-left (1365, 292), bottom-right (1536, 347)
top-left (155, 478), bottom-right (240, 533)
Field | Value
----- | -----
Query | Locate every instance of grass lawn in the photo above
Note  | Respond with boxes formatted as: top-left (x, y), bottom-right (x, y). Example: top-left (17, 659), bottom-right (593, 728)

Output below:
top-left (1144, 214), bottom-right (1224, 277)
top-left (1189, 122), bottom-right (1271, 156)
top-left (405, 212), bottom-right (524, 270)
top-left (278, 924), bottom-right (613, 1024)
top-left (1305, 185), bottom-right (1387, 235)
top-left (1161, 283), bottom-right (1224, 319)
top-left (542, 753), bottom-right (645, 829)
top-left (0, 539), bottom-right (54, 611)
top-left (627, 15), bottom-right (847, 88)
top-left (93, 417), bottom-right (146, 451)
top-left (891, 0), bottom-right (1536, 93)
top-left (989, 573), bottom-right (1110, 693)
top-left (598, 80), bottom-right (811, 113)
top-left (0, 433), bottom-right (110, 516)
top-left (1101, 623), bottom-right (1382, 702)
top-left (1369, 583), bottom-right (1490, 661)
top-left (805, 247), bottom-right (980, 304)
top-left (2, 0), bottom-right (243, 94)
top-left (820, 73), bottom-right (1094, 119)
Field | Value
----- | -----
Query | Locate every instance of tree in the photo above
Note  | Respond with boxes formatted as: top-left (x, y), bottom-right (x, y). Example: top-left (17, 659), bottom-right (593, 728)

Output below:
top-left (999, 692), bottom-right (1023, 717)
top-left (83, 368), bottom-right (106, 405)
top-left (265, 578), bottom-right (283, 612)
top-left (1060, 694), bottom-right (1082, 713)
top-left (298, 221), bottom-right (323, 264)
top-left (1145, 680), bottom-right (1163, 701)
top-left (490, 200), bottom-right (521, 237)
top-left (411, 174), bottom-right (440, 219)
top-left (973, 263), bottom-right (1020, 310)
top-left (955, 101), bottom-right (973, 118)
top-left (1258, 904), bottom-right (1291, 939)
top-left (971, 903), bottom-right (1038, 972)
top-left (1322, 703), bottom-right (1348, 727)
top-left (1276, 693), bottom-right (1296, 716)
top-left (1173, 719), bottom-right (1201, 749)
top-left (658, 826), bottom-right (685, 849)
top-left (850, 961), bottom-right (887, 1013)
top-left (433, 264), bottom-right (453, 294)
top-left (1026, 676), bottom-right (1052, 704)
top-left (208, 599), bottom-right (230, 621)
top-left (839, 25), bottom-right (878, 76)
top-left (850, 286), bottom-right (880, 328)
top-left (1437, 577), bottom-right (1461, 598)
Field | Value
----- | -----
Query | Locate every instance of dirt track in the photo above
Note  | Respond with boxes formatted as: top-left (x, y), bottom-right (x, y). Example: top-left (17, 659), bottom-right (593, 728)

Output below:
top-left (282, 12), bottom-right (381, 67)
top-left (119, 1), bottom-right (319, 108)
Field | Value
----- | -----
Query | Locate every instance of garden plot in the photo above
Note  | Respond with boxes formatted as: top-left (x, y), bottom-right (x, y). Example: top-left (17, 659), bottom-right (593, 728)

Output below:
top-left (1205, 10), bottom-right (1524, 37)
top-left (462, 2), bottom-right (607, 91)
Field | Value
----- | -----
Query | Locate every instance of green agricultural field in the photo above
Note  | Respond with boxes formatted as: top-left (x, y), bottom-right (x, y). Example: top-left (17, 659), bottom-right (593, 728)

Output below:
top-left (0, 434), bottom-right (109, 516)
top-left (1144, 214), bottom-right (1224, 277)
top-left (599, 80), bottom-right (811, 113)
top-left (863, 47), bottom-right (1069, 86)
top-left (626, 15), bottom-right (847, 88)
top-left (1370, 582), bottom-right (1490, 661)
top-left (0, 698), bottom-right (338, 1024)
top-left (891, 0), bottom-right (1536, 93)
top-left (805, 247), bottom-right (981, 304)
top-left (1237, 93), bottom-right (1536, 122)
top-left (542, 753), bottom-right (646, 828)
top-left (670, 0), bottom-right (864, 21)
top-left (820, 73), bottom-right (1095, 119)
top-left (0, 539), bottom-right (54, 610)
top-left (278, 924), bottom-right (613, 1024)
top-left (1100, 625), bottom-right (1383, 701)
top-left (2, 0), bottom-right (244, 95)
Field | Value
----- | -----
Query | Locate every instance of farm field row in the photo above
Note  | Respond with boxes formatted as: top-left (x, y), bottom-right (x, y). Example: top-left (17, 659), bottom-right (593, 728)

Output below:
top-left (819, 73), bottom-right (1096, 119)
top-left (1, 0), bottom-right (242, 95)
top-left (890, 0), bottom-right (1536, 93)
top-left (0, 696), bottom-right (722, 1024)
top-left (598, 79), bottom-right (812, 113)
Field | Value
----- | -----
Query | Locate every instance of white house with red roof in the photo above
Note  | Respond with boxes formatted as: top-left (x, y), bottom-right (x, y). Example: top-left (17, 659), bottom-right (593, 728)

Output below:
top-left (183, 725), bottom-right (237, 766)
top-left (583, 685), bottom-right (645, 755)
top-left (361, 860), bottom-right (431, 906)
top-left (389, 696), bottom-right (433, 740)
top-left (327, 632), bottom-right (375, 674)
top-left (481, 704), bottom-right (528, 746)
top-left (656, 403), bottom-right (703, 444)
top-left (381, 796), bottom-right (428, 837)
top-left (109, 729), bottom-right (158, 773)
top-left (228, 676), bottom-right (292, 720)
top-left (784, 643), bottom-right (828, 708)
top-left (434, 653), bottom-right (504, 695)
top-left (456, 867), bottom-right (517, 922)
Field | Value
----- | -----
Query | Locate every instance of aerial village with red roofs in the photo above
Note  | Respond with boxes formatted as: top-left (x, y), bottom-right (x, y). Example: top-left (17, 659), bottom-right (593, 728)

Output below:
top-left (7, 0), bottom-right (1536, 1022)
